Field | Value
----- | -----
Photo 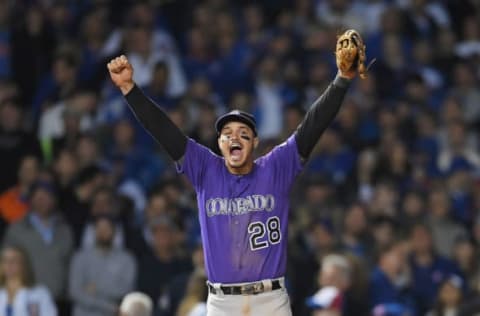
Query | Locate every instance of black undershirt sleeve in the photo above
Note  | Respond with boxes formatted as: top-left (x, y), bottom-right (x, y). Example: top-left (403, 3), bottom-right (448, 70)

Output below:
top-left (124, 85), bottom-right (187, 161)
top-left (295, 75), bottom-right (351, 161)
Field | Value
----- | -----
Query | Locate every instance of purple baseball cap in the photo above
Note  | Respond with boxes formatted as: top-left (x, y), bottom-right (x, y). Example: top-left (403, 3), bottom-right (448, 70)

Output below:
top-left (215, 110), bottom-right (257, 136)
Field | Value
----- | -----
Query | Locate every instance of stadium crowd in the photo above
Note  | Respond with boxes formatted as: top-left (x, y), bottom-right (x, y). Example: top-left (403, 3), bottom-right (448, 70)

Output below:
top-left (0, 0), bottom-right (479, 315)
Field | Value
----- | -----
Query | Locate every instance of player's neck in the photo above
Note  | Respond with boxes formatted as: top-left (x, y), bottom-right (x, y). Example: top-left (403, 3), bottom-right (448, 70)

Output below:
top-left (226, 160), bottom-right (254, 175)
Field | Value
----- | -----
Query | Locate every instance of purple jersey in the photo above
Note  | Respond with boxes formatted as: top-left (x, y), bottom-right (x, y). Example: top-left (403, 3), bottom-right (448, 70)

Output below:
top-left (176, 134), bottom-right (303, 283)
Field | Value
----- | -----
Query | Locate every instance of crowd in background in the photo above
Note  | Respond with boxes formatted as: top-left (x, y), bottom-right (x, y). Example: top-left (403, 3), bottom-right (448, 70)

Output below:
top-left (0, 0), bottom-right (479, 315)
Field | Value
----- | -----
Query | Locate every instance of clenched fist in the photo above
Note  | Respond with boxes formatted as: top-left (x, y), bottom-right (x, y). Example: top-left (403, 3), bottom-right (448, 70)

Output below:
top-left (107, 55), bottom-right (134, 95)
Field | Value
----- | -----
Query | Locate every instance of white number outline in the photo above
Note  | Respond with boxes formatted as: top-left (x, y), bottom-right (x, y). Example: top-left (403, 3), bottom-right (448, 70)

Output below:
top-left (247, 216), bottom-right (282, 251)
top-left (267, 216), bottom-right (281, 245)
top-left (248, 222), bottom-right (269, 250)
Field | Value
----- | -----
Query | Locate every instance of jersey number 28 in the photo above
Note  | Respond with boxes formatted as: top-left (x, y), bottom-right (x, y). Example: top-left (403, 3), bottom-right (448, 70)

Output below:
top-left (248, 216), bottom-right (281, 251)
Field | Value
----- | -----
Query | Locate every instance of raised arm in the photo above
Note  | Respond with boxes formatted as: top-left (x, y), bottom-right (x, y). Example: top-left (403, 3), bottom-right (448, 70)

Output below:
top-left (107, 55), bottom-right (187, 161)
top-left (295, 29), bottom-right (369, 161)
top-left (295, 75), bottom-right (351, 161)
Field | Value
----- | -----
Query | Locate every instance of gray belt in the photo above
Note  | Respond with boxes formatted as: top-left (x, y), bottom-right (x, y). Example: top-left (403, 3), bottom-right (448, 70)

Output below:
top-left (207, 279), bottom-right (283, 295)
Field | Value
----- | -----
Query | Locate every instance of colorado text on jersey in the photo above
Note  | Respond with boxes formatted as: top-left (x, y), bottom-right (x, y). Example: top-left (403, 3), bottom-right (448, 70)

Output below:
top-left (205, 194), bottom-right (275, 217)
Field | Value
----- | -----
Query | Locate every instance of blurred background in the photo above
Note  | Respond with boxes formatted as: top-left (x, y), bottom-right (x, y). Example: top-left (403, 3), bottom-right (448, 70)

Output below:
top-left (0, 0), bottom-right (479, 315)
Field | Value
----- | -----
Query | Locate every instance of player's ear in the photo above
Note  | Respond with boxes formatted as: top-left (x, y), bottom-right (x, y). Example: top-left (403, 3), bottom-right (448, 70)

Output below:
top-left (254, 137), bottom-right (259, 149)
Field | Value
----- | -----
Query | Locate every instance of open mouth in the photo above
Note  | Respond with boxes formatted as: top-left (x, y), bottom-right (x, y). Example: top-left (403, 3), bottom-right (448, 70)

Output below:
top-left (229, 143), bottom-right (243, 160)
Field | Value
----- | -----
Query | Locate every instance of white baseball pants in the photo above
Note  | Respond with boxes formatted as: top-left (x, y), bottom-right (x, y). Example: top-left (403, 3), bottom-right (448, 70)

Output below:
top-left (206, 280), bottom-right (292, 316)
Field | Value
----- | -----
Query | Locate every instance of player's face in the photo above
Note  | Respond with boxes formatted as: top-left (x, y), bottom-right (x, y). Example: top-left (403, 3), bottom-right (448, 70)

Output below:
top-left (218, 121), bottom-right (258, 173)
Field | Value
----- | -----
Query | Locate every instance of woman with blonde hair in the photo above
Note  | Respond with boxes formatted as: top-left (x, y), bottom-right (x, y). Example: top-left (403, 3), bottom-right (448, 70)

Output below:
top-left (0, 245), bottom-right (57, 316)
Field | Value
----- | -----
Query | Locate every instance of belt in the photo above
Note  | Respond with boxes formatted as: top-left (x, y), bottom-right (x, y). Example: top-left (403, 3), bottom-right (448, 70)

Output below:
top-left (207, 279), bottom-right (283, 295)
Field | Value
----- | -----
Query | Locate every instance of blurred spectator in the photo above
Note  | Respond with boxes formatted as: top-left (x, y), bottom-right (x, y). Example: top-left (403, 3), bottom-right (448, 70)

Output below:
top-left (53, 149), bottom-right (79, 197)
top-left (306, 254), bottom-right (351, 316)
top-left (0, 0), bottom-right (11, 79)
top-left (368, 181), bottom-right (399, 218)
top-left (426, 275), bottom-right (464, 316)
top-left (413, 110), bottom-right (440, 177)
top-left (0, 245), bottom-right (57, 315)
top-left (373, 138), bottom-right (412, 192)
top-left (120, 292), bottom-right (153, 316)
top-left (445, 158), bottom-right (476, 225)
top-left (452, 237), bottom-right (480, 296)
top-left (399, 190), bottom-right (426, 230)
top-left (411, 39), bottom-right (444, 92)
top-left (437, 119), bottom-right (480, 174)
top-left (38, 88), bottom-right (97, 141)
top-left (448, 62), bottom-right (480, 126)
top-left (31, 48), bottom-right (79, 119)
top-left (124, 6), bottom-right (186, 97)
top-left (373, 33), bottom-right (410, 100)
top-left (292, 176), bottom-right (336, 233)
top-left (47, 1), bottom-right (75, 42)
top-left (59, 164), bottom-right (106, 246)
top-left (401, 0), bottom-right (444, 39)
top-left (228, 91), bottom-right (253, 113)
top-left (137, 215), bottom-right (191, 310)
top-left (371, 216), bottom-right (397, 256)
top-left (11, 3), bottom-right (56, 106)
top-left (289, 219), bottom-right (338, 315)
top-left (76, 7), bottom-right (116, 86)
top-left (184, 76), bottom-right (223, 126)
top-left (0, 155), bottom-right (39, 225)
top-left (409, 223), bottom-right (461, 315)
top-left (189, 101), bottom-right (219, 154)
top-left (242, 4), bottom-right (269, 54)
top-left (454, 16), bottom-right (480, 59)
top-left (208, 10), bottom-right (252, 101)
top-left (357, 149), bottom-right (378, 202)
top-left (69, 215), bottom-right (137, 316)
top-left (334, 99), bottom-right (363, 151)
top-left (369, 241), bottom-right (416, 316)
top-left (315, 0), bottom-right (367, 34)
top-left (162, 242), bottom-right (205, 316)
top-left (0, 99), bottom-right (41, 192)
top-left (255, 55), bottom-right (285, 138)
top-left (182, 27), bottom-right (212, 82)
top-left (281, 105), bottom-right (304, 140)
top-left (340, 203), bottom-right (371, 259)
top-left (80, 187), bottom-right (125, 249)
top-left (155, 178), bottom-right (195, 244)
top-left (304, 60), bottom-right (332, 110)
top-left (106, 118), bottom-right (165, 190)
top-left (75, 135), bottom-right (103, 170)
top-left (306, 128), bottom-right (356, 187)
top-left (126, 191), bottom-right (169, 257)
top-left (426, 187), bottom-right (467, 258)
top-left (143, 61), bottom-right (179, 111)
top-left (3, 181), bottom-right (73, 304)
top-left (433, 29), bottom-right (460, 84)
top-left (176, 272), bottom-right (207, 316)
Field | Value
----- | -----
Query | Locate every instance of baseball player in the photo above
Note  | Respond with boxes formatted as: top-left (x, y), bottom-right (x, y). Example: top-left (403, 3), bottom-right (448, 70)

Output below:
top-left (108, 30), bottom-right (367, 316)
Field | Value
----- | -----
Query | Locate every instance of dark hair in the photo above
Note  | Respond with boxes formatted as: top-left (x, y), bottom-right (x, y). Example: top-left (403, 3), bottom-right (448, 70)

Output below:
top-left (92, 186), bottom-right (115, 201)
top-left (75, 165), bottom-right (103, 186)
top-left (0, 245), bottom-right (35, 287)
top-left (54, 51), bottom-right (79, 69)
top-left (28, 180), bottom-right (58, 201)
top-left (375, 239), bottom-right (403, 263)
top-left (372, 215), bottom-right (397, 227)
top-left (408, 222), bottom-right (431, 238)
top-left (154, 61), bottom-right (168, 73)
top-left (431, 276), bottom-right (464, 315)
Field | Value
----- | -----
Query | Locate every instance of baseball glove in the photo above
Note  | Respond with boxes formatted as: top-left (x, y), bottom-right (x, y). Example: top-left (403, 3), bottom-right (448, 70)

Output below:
top-left (335, 29), bottom-right (370, 79)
